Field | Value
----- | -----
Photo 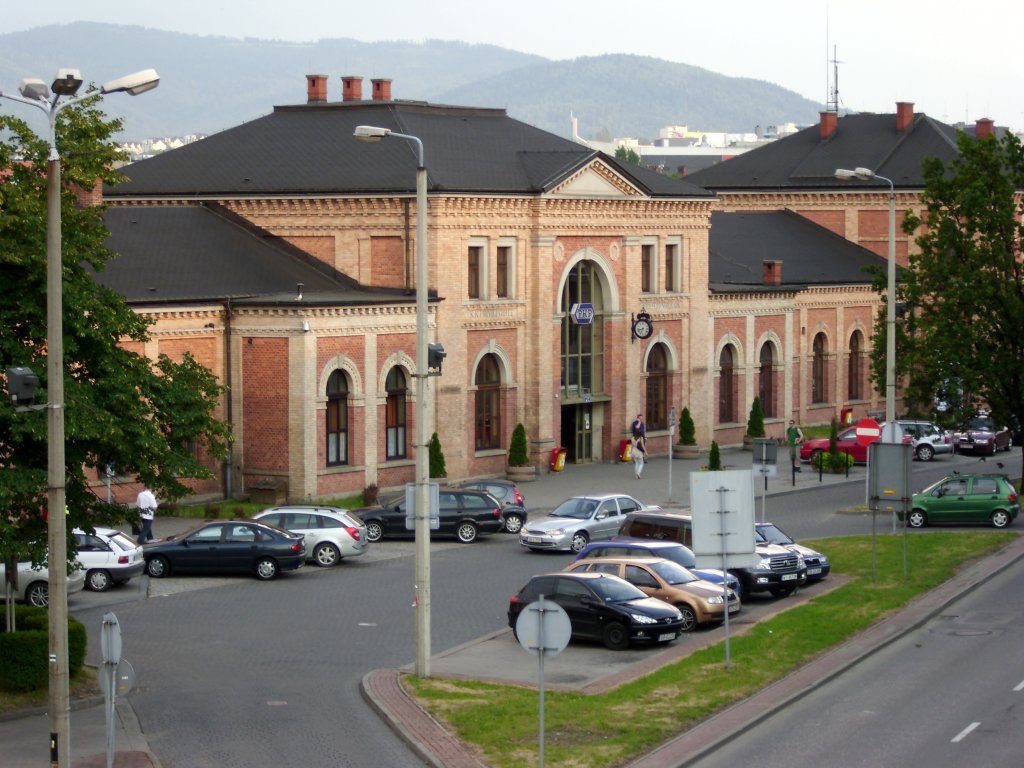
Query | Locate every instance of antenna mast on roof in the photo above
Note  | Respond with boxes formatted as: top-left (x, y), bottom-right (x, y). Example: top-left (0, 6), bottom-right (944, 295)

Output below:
top-left (827, 45), bottom-right (842, 113)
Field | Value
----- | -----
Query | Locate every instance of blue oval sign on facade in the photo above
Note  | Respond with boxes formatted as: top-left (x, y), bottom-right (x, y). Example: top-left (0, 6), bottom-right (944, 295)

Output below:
top-left (570, 302), bottom-right (595, 325)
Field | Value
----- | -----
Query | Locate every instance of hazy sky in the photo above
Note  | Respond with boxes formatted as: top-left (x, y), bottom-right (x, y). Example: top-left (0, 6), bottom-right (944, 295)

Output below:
top-left (7, 0), bottom-right (1023, 131)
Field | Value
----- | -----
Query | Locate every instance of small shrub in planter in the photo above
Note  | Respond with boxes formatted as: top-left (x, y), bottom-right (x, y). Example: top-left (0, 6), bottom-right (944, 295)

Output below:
top-left (362, 484), bottom-right (379, 506)
top-left (707, 441), bottom-right (723, 471)
top-left (746, 397), bottom-right (765, 438)
top-left (429, 432), bottom-right (447, 478)
top-left (811, 450), bottom-right (855, 473)
top-left (677, 407), bottom-right (696, 446)
top-left (507, 423), bottom-right (530, 467)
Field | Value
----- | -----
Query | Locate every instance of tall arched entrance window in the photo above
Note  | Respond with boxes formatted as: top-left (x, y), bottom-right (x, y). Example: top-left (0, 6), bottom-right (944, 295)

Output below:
top-left (848, 330), bottom-right (864, 400)
top-left (645, 343), bottom-right (669, 430)
top-left (719, 345), bottom-right (737, 423)
top-left (326, 370), bottom-right (349, 466)
top-left (812, 333), bottom-right (828, 404)
top-left (560, 260), bottom-right (605, 463)
top-left (758, 343), bottom-right (776, 418)
top-left (385, 366), bottom-right (407, 459)
top-left (474, 354), bottom-right (501, 450)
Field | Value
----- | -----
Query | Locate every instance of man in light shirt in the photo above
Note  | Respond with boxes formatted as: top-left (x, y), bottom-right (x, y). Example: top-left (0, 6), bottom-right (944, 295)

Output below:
top-left (136, 487), bottom-right (158, 543)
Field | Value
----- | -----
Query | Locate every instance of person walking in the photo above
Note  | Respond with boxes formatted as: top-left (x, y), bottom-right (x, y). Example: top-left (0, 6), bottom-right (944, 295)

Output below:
top-left (787, 419), bottom-right (804, 472)
top-left (631, 413), bottom-right (648, 479)
top-left (136, 486), bottom-right (158, 543)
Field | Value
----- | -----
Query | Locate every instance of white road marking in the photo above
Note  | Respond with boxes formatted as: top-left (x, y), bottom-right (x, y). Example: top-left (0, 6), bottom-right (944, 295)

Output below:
top-left (951, 722), bottom-right (980, 743)
top-left (1013, 679), bottom-right (1024, 692)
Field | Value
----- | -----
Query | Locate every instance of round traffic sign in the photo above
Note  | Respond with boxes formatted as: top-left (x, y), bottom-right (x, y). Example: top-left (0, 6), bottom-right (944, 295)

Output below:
top-left (515, 598), bottom-right (572, 657)
top-left (855, 418), bottom-right (881, 446)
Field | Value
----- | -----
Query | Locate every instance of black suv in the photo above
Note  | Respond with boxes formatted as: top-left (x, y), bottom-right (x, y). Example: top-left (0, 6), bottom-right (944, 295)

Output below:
top-left (357, 488), bottom-right (504, 543)
top-left (455, 479), bottom-right (528, 534)
top-left (617, 510), bottom-right (806, 598)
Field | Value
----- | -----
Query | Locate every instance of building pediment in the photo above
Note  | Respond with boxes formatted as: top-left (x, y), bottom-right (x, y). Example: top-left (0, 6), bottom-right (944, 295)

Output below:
top-left (548, 160), bottom-right (645, 198)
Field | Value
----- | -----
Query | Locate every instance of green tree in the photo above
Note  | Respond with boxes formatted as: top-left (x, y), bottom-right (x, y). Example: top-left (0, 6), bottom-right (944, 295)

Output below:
top-left (884, 130), bottom-right (1024, 456)
top-left (0, 93), bottom-right (230, 569)
top-left (507, 423), bottom-right (529, 466)
top-left (429, 432), bottom-right (447, 478)
top-left (614, 145), bottom-right (641, 166)
top-left (677, 406), bottom-right (696, 446)
top-left (746, 396), bottom-right (765, 438)
top-left (707, 441), bottom-right (722, 471)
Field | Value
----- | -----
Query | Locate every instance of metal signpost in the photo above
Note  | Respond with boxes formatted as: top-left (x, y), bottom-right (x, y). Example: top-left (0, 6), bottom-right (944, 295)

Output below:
top-left (516, 597), bottom-right (571, 768)
top-left (856, 418), bottom-right (881, 506)
top-left (751, 438), bottom-right (778, 525)
top-left (667, 405), bottom-right (676, 501)
top-left (868, 442), bottom-right (913, 582)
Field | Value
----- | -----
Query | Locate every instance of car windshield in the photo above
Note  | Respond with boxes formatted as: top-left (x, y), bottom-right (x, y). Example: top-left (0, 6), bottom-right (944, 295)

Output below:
top-left (550, 498), bottom-right (599, 520)
top-left (650, 560), bottom-right (698, 585)
top-left (757, 524), bottom-right (793, 545)
top-left (107, 532), bottom-right (139, 551)
top-left (966, 417), bottom-right (994, 431)
top-left (588, 576), bottom-right (648, 602)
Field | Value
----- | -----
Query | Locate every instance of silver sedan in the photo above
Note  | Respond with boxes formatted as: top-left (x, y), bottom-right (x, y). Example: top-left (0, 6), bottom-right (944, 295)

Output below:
top-left (253, 506), bottom-right (368, 567)
top-left (519, 494), bottom-right (656, 553)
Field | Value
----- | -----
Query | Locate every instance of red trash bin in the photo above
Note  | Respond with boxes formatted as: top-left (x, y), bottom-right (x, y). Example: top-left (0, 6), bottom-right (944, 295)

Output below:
top-left (619, 439), bottom-right (633, 463)
top-left (840, 407), bottom-right (853, 425)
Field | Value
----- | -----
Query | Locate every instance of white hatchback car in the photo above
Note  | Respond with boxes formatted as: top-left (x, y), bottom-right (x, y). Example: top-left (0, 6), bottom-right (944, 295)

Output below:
top-left (891, 419), bottom-right (953, 462)
top-left (73, 527), bottom-right (146, 591)
top-left (253, 506), bottom-right (368, 567)
top-left (0, 559), bottom-right (86, 607)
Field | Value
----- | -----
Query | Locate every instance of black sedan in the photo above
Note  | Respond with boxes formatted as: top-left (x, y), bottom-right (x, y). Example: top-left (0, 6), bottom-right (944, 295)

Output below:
top-left (508, 571), bottom-right (685, 650)
top-left (143, 519), bottom-right (306, 580)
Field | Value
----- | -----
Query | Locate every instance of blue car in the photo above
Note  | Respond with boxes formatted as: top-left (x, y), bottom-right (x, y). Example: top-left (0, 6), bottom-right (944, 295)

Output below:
top-left (572, 538), bottom-right (740, 591)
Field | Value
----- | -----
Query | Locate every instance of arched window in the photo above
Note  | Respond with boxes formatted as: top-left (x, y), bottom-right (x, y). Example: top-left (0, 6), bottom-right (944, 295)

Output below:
top-left (848, 331), bottom-right (864, 400)
top-left (385, 367), bottom-right (407, 460)
top-left (560, 261), bottom-right (605, 398)
top-left (759, 343), bottom-right (776, 418)
top-left (812, 333), bottom-right (828, 404)
top-left (474, 354), bottom-right (501, 450)
top-left (645, 343), bottom-right (669, 430)
top-left (326, 370), bottom-right (349, 466)
top-left (719, 345), bottom-right (736, 423)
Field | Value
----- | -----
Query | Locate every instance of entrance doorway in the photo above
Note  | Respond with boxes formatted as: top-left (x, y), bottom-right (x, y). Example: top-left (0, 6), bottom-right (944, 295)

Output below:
top-left (561, 403), bottom-right (593, 463)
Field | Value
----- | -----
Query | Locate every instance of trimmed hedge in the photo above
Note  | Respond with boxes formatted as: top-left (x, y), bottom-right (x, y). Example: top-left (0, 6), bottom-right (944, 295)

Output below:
top-left (0, 604), bottom-right (87, 692)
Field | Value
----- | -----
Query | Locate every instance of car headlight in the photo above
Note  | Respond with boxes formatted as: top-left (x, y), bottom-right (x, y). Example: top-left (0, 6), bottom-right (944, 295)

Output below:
top-left (706, 595), bottom-right (725, 604)
top-left (818, 555), bottom-right (829, 565)
top-left (797, 554), bottom-right (806, 567)
top-left (755, 556), bottom-right (773, 570)
top-left (629, 613), bottom-right (659, 624)
top-left (548, 528), bottom-right (565, 537)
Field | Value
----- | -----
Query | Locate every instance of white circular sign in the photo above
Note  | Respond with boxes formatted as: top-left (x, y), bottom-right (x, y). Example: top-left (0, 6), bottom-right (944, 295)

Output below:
top-left (515, 598), bottom-right (572, 657)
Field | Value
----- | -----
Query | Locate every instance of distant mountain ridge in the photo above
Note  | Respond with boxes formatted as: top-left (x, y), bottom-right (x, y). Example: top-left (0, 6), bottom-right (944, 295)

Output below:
top-left (0, 22), bottom-right (824, 142)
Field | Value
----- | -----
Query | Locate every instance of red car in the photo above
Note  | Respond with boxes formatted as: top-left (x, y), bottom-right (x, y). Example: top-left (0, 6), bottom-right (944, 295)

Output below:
top-left (952, 413), bottom-right (1012, 456)
top-left (799, 426), bottom-right (876, 464)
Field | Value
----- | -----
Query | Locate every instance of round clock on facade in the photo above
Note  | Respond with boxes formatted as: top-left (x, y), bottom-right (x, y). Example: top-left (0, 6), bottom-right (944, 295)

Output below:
top-left (632, 313), bottom-right (653, 340)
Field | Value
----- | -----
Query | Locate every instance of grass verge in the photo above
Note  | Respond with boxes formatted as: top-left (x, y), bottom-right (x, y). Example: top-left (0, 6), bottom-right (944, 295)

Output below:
top-left (406, 531), bottom-right (1016, 768)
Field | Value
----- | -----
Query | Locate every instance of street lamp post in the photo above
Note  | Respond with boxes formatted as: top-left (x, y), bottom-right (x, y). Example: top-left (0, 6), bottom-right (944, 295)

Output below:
top-left (835, 166), bottom-right (897, 432)
top-left (354, 125), bottom-right (432, 677)
top-left (1, 67), bottom-right (159, 768)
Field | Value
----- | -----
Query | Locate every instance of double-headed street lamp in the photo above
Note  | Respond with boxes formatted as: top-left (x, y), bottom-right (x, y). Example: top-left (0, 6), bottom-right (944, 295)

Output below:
top-left (353, 125), bottom-right (433, 677)
top-left (835, 166), bottom-right (898, 432)
top-left (1, 67), bottom-right (159, 768)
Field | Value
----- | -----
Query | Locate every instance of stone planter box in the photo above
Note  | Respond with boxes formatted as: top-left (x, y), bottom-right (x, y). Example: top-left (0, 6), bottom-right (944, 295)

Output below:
top-left (673, 444), bottom-right (700, 460)
top-left (506, 465), bottom-right (538, 483)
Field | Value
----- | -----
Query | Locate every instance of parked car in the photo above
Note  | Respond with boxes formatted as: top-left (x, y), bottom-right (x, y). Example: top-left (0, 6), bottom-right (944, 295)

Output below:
top-left (754, 523), bottom-right (830, 583)
top-left (519, 494), bottom-right (655, 553)
top-left (357, 488), bottom-right (504, 543)
top-left (564, 557), bottom-right (740, 632)
top-left (799, 426), bottom-right (872, 464)
top-left (905, 473), bottom-right (1020, 528)
top-left (0, 559), bottom-right (86, 607)
top-left (253, 506), bottom-right (367, 567)
top-left (72, 527), bottom-right (146, 591)
top-left (454, 480), bottom-right (527, 533)
top-left (952, 413), bottom-right (1012, 456)
top-left (616, 510), bottom-right (806, 598)
top-left (889, 419), bottom-right (952, 462)
top-left (507, 571), bottom-right (685, 650)
top-left (572, 539), bottom-right (740, 590)
top-left (143, 519), bottom-right (306, 580)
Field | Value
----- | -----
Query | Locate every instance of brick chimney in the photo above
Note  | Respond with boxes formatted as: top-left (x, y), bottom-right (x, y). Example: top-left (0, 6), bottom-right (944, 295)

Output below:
top-left (819, 111), bottom-right (838, 140)
top-left (896, 102), bottom-right (914, 132)
top-left (306, 74), bottom-right (328, 103)
top-left (976, 117), bottom-right (994, 139)
top-left (342, 76), bottom-right (363, 102)
top-left (763, 260), bottom-right (783, 286)
top-left (71, 177), bottom-right (103, 208)
top-left (372, 78), bottom-right (392, 101)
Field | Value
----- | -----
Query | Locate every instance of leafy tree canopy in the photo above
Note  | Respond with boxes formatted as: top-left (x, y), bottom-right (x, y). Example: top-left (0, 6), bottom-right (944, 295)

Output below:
top-left (890, 131), bottom-right (1024, 444)
top-left (614, 145), bottom-right (641, 166)
top-left (0, 92), bottom-right (230, 565)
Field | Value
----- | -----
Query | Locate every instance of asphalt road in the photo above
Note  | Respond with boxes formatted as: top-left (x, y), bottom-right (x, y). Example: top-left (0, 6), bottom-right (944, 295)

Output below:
top-left (59, 447), bottom-right (1021, 768)
top-left (686, 545), bottom-right (1024, 768)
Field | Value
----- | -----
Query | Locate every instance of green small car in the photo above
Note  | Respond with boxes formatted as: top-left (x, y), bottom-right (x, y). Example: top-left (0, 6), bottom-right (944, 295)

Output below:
top-left (906, 473), bottom-right (1020, 528)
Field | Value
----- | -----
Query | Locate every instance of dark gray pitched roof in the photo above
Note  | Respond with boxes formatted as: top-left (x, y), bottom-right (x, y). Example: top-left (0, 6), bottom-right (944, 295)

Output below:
top-left (687, 111), bottom-right (963, 191)
top-left (107, 100), bottom-right (712, 199)
top-left (98, 204), bottom-right (415, 306)
top-left (708, 210), bottom-right (889, 292)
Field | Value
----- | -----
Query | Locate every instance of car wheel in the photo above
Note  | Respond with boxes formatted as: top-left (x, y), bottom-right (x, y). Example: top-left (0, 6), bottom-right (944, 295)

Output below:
top-left (916, 444), bottom-right (934, 462)
top-left (456, 522), bottom-right (479, 543)
top-left (991, 510), bottom-right (1011, 528)
top-left (809, 448), bottom-right (823, 465)
top-left (146, 556), bottom-right (170, 578)
top-left (255, 557), bottom-right (279, 580)
top-left (365, 521), bottom-right (384, 542)
top-left (313, 542), bottom-right (341, 567)
top-left (602, 621), bottom-right (630, 650)
top-left (908, 509), bottom-right (927, 528)
top-left (26, 581), bottom-right (48, 608)
top-left (676, 605), bottom-right (698, 632)
top-left (86, 569), bottom-right (113, 592)
top-left (569, 531), bottom-right (590, 553)
top-left (770, 585), bottom-right (796, 598)
top-left (503, 513), bottom-right (524, 534)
